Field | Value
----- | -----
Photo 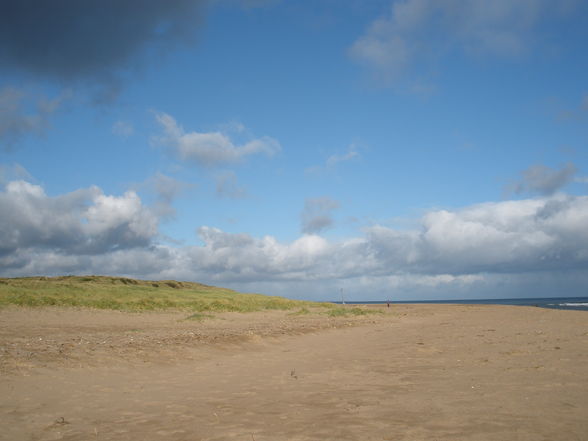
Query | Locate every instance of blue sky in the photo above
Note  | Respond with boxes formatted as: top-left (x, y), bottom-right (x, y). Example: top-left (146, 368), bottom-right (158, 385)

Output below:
top-left (1, 0), bottom-right (587, 300)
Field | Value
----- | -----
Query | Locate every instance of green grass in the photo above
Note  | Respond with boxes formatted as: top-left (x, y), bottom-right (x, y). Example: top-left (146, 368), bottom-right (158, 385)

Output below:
top-left (0, 275), bottom-right (328, 313)
top-left (288, 307), bottom-right (312, 316)
top-left (324, 306), bottom-right (381, 317)
top-left (184, 312), bottom-right (216, 321)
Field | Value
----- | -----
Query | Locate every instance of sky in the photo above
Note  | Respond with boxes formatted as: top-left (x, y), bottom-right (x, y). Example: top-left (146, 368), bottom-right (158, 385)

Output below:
top-left (1, 0), bottom-right (587, 301)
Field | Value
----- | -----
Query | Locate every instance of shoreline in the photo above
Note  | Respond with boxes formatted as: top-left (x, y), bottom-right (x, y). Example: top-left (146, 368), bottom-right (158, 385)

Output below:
top-left (335, 296), bottom-right (588, 312)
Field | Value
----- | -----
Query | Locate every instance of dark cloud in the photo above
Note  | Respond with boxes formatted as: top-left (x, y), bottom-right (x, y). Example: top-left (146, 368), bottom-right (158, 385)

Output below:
top-left (0, 0), bottom-right (206, 85)
top-left (0, 1), bottom-right (205, 146)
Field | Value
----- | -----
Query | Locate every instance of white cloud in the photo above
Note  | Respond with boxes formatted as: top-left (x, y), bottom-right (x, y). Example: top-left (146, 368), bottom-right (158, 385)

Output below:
top-left (190, 194), bottom-right (588, 288)
top-left (84, 191), bottom-right (156, 239)
top-left (187, 227), bottom-right (333, 282)
top-left (0, 180), bottom-right (158, 257)
top-left (1, 177), bottom-right (587, 300)
top-left (154, 112), bottom-right (281, 167)
top-left (350, 0), bottom-right (575, 84)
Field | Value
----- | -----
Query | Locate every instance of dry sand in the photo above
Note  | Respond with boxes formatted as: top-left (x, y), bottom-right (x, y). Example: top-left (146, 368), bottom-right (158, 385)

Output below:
top-left (1, 304), bottom-right (587, 441)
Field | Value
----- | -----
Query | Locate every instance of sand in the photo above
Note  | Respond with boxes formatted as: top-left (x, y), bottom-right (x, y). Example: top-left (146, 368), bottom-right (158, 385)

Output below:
top-left (1, 304), bottom-right (587, 441)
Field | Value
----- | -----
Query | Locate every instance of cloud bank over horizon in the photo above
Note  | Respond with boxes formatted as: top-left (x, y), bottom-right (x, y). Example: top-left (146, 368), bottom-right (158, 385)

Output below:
top-left (2, 175), bottom-right (586, 300)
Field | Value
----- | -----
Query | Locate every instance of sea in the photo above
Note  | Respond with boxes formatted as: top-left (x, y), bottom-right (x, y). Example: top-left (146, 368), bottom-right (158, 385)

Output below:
top-left (338, 297), bottom-right (588, 311)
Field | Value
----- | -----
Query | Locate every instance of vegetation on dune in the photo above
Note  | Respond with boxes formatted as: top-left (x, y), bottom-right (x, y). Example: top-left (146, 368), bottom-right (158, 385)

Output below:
top-left (184, 312), bottom-right (216, 321)
top-left (288, 307), bottom-right (312, 316)
top-left (324, 306), bottom-right (381, 317)
top-left (0, 275), bottom-right (327, 313)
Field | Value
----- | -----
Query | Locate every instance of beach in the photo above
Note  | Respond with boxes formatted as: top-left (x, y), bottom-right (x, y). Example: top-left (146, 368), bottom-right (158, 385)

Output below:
top-left (1, 304), bottom-right (586, 441)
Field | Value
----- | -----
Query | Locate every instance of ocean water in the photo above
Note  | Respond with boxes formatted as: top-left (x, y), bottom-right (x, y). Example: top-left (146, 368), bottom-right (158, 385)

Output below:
top-left (340, 297), bottom-right (588, 311)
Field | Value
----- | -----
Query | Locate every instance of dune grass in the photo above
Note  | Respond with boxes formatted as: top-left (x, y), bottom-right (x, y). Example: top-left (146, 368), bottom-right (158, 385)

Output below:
top-left (0, 275), bottom-right (327, 313)
top-left (288, 307), bottom-right (312, 316)
top-left (324, 306), bottom-right (382, 317)
top-left (184, 312), bottom-right (216, 321)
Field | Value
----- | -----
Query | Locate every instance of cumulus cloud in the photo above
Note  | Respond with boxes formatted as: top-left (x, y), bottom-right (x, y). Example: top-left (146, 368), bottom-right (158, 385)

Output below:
top-left (1, 177), bottom-right (588, 300)
top-left (301, 197), bottom-right (340, 234)
top-left (191, 194), bottom-right (588, 284)
top-left (154, 112), bottom-right (281, 167)
top-left (186, 227), bottom-right (334, 282)
top-left (512, 163), bottom-right (577, 195)
top-left (0, 180), bottom-right (158, 257)
top-left (350, 0), bottom-right (575, 84)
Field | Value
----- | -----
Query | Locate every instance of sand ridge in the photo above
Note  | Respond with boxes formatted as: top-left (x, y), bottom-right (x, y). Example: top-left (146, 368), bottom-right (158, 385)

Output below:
top-left (0, 307), bottom-right (385, 374)
top-left (1, 304), bottom-right (587, 440)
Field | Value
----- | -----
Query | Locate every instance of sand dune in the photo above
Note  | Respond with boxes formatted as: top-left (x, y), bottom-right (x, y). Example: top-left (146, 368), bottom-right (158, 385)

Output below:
top-left (1, 305), bottom-right (586, 440)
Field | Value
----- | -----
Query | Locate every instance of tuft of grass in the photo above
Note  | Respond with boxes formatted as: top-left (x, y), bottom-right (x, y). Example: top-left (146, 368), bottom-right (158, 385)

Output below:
top-left (288, 307), bottom-right (312, 316)
top-left (324, 306), bottom-right (381, 317)
top-left (0, 275), bottom-right (329, 313)
top-left (184, 312), bottom-right (215, 321)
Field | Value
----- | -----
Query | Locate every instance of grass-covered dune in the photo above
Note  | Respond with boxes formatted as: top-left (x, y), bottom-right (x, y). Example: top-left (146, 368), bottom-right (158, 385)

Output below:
top-left (0, 275), bottom-right (325, 313)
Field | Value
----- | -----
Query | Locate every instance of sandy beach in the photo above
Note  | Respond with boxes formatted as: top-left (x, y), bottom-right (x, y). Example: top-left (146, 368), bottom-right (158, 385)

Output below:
top-left (1, 304), bottom-right (586, 441)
